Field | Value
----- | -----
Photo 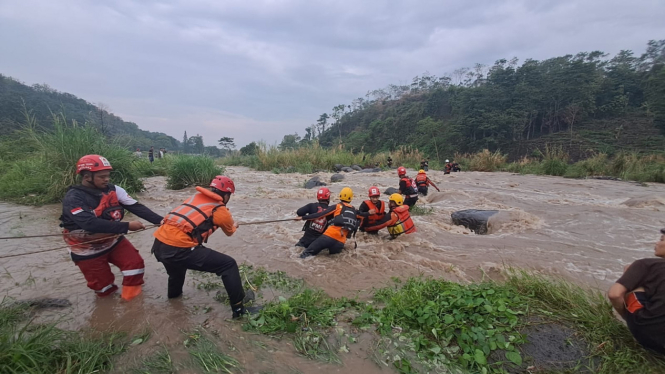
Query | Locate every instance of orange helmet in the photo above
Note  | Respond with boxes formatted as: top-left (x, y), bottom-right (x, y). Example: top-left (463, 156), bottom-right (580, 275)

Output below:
top-left (317, 187), bottom-right (331, 200)
top-left (368, 186), bottom-right (381, 197)
top-left (397, 166), bottom-right (407, 176)
top-left (76, 155), bottom-right (112, 174)
top-left (210, 175), bottom-right (235, 193)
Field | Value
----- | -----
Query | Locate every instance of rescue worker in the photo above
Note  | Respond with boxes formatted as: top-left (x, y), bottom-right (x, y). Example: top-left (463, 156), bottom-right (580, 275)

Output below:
top-left (415, 169), bottom-right (440, 196)
top-left (397, 166), bottom-right (419, 208)
top-left (358, 186), bottom-right (386, 235)
top-left (420, 158), bottom-right (429, 171)
top-left (607, 228), bottom-right (665, 355)
top-left (295, 187), bottom-right (332, 248)
top-left (387, 156), bottom-right (393, 168)
top-left (151, 175), bottom-right (259, 318)
top-left (364, 194), bottom-right (417, 238)
top-left (297, 187), bottom-right (359, 258)
top-left (444, 159), bottom-right (453, 174)
top-left (60, 154), bottom-right (163, 300)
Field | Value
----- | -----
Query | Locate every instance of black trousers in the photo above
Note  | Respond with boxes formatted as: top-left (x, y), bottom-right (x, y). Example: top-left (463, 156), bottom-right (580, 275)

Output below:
top-left (418, 186), bottom-right (428, 196)
top-left (151, 239), bottom-right (244, 305)
top-left (626, 293), bottom-right (665, 355)
top-left (301, 235), bottom-right (344, 257)
top-left (295, 231), bottom-right (321, 248)
top-left (404, 196), bottom-right (418, 208)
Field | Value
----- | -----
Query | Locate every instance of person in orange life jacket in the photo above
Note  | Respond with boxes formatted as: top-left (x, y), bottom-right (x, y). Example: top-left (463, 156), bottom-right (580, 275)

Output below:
top-left (151, 175), bottom-right (260, 318)
top-left (295, 187), bottom-right (333, 248)
top-left (397, 166), bottom-right (419, 208)
top-left (358, 186), bottom-right (386, 235)
top-left (607, 228), bottom-right (665, 355)
top-left (415, 169), bottom-right (440, 196)
top-left (363, 194), bottom-right (417, 239)
top-left (297, 187), bottom-right (360, 259)
top-left (60, 155), bottom-right (163, 301)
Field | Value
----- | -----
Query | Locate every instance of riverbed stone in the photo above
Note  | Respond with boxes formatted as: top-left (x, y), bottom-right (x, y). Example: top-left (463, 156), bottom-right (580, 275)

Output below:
top-left (330, 174), bottom-right (345, 182)
top-left (304, 176), bottom-right (326, 189)
top-left (451, 209), bottom-right (499, 234)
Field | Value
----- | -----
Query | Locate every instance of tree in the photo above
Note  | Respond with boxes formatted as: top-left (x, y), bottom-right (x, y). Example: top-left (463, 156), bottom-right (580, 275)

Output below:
top-left (189, 134), bottom-right (204, 154)
top-left (317, 113), bottom-right (328, 135)
top-left (240, 141), bottom-right (259, 156)
top-left (279, 133), bottom-right (301, 150)
top-left (183, 131), bottom-right (189, 153)
top-left (218, 137), bottom-right (235, 152)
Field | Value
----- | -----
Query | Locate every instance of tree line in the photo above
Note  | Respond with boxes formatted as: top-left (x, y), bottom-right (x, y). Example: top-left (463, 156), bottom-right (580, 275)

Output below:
top-left (282, 40), bottom-right (665, 160)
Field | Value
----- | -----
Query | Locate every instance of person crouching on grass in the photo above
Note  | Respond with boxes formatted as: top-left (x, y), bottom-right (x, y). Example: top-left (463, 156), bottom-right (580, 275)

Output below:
top-left (607, 228), bottom-right (665, 355)
top-left (60, 155), bottom-right (163, 301)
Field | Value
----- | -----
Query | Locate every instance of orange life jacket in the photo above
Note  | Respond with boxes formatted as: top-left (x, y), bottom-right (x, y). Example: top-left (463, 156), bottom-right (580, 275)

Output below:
top-left (415, 173), bottom-right (429, 186)
top-left (323, 202), bottom-right (357, 243)
top-left (387, 205), bottom-right (416, 238)
top-left (161, 187), bottom-right (225, 245)
top-left (363, 200), bottom-right (385, 225)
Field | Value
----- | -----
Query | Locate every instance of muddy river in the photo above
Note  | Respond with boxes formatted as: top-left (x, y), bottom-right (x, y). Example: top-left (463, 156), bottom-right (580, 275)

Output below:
top-left (1, 167), bottom-right (663, 373)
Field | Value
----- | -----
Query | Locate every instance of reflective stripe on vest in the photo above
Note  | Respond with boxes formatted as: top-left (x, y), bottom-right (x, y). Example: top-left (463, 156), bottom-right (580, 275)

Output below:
top-left (387, 206), bottom-right (416, 237)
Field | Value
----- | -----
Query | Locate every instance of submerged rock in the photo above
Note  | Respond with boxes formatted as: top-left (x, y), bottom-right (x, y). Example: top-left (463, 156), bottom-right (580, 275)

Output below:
top-left (305, 176), bottom-right (327, 189)
top-left (330, 174), bottom-right (345, 182)
top-left (341, 167), bottom-right (354, 173)
top-left (359, 168), bottom-right (382, 173)
top-left (351, 165), bottom-right (362, 171)
top-left (383, 187), bottom-right (400, 195)
top-left (451, 209), bottom-right (499, 234)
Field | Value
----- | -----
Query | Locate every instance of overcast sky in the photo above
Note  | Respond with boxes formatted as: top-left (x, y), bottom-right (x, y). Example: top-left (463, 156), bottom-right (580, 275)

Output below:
top-left (1, 0), bottom-right (663, 147)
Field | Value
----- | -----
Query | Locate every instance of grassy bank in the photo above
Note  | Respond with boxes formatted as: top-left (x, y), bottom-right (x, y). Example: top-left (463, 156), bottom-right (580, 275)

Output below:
top-left (455, 147), bottom-right (665, 183)
top-left (0, 300), bottom-right (127, 373)
top-left (221, 142), bottom-right (436, 173)
top-left (0, 116), bottom-right (225, 204)
top-left (237, 268), bottom-right (665, 374)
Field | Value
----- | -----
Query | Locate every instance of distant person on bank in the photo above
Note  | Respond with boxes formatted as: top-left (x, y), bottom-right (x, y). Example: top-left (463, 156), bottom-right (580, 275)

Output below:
top-left (148, 146), bottom-right (154, 163)
top-left (607, 228), bottom-right (665, 355)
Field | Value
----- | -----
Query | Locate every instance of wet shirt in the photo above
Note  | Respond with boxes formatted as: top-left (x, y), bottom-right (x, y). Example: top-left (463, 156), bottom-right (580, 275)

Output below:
top-left (297, 202), bottom-right (331, 234)
top-left (302, 203), bottom-right (358, 243)
top-left (617, 258), bottom-right (665, 329)
top-left (154, 205), bottom-right (236, 248)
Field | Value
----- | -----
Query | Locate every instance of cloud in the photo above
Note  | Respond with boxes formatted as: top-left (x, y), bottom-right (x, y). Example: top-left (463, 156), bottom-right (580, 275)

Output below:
top-left (0, 0), bottom-right (663, 147)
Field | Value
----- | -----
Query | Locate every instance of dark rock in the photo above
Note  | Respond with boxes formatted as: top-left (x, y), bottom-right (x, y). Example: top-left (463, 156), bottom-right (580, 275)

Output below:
top-left (383, 187), bottom-right (400, 195)
top-left (359, 168), bottom-right (381, 173)
top-left (451, 209), bottom-right (499, 234)
top-left (333, 164), bottom-right (344, 172)
top-left (15, 298), bottom-right (72, 309)
top-left (341, 167), bottom-right (354, 173)
top-left (351, 165), bottom-right (362, 171)
top-left (588, 176), bottom-right (622, 181)
top-left (305, 176), bottom-right (327, 189)
top-left (330, 174), bottom-right (345, 182)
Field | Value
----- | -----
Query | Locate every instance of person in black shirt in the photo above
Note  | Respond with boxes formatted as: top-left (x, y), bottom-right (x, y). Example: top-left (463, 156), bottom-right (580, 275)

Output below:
top-left (295, 187), bottom-right (332, 248)
top-left (608, 228), bottom-right (665, 354)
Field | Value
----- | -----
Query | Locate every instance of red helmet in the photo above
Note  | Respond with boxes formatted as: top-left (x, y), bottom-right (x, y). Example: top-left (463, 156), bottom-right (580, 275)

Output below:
top-left (316, 187), bottom-right (331, 200)
top-left (76, 155), bottom-right (113, 174)
top-left (368, 186), bottom-right (380, 197)
top-left (210, 175), bottom-right (235, 193)
top-left (397, 166), bottom-right (407, 176)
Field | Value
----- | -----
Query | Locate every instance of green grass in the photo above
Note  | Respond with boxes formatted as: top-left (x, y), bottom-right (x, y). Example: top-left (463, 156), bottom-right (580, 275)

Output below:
top-left (131, 347), bottom-right (175, 374)
top-left (184, 329), bottom-right (239, 373)
top-left (410, 205), bottom-right (434, 216)
top-left (0, 299), bottom-right (127, 373)
top-left (166, 155), bottom-right (224, 190)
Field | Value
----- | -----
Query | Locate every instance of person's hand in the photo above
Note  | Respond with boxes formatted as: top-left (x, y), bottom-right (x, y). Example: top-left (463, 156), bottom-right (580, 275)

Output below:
top-left (234, 222), bottom-right (239, 229)
top-left (436, 188), bottom-right (441, 192)
top-left (368, 209), bottom-right (376, 215)
top-left (128, 221), bottom-right (145, 231)
top-left (295, 217), bottom-right (303, 221)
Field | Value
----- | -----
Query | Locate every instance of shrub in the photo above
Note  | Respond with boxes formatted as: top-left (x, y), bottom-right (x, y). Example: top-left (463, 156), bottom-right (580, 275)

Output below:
top-left (468, 149), bottom-right (507, 172)
top-left (166, 155), bottom-right (224, 190)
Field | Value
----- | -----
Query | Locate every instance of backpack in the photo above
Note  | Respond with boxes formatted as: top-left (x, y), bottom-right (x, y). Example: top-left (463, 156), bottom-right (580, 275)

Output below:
top-left (332, 204), bottom-right (359, 232)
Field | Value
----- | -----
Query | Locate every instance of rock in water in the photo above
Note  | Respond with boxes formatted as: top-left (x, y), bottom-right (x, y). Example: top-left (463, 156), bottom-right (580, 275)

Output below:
top-left (333, 164), bottom-right (344, 172)
top-left (451, 209), bottom-right (499, 234)
top-left (330, 174), bottom-right (345, 182)
top-left (341, 167), bottom-right (354, 173)
top-left (384, 187), bottom-right (400, 195)
top-left (359, 168), bottom-right (381, 173)
top-left (351, 165), bottom-right (362, 171)
top-left (305, 176), bottom-right (326, 189)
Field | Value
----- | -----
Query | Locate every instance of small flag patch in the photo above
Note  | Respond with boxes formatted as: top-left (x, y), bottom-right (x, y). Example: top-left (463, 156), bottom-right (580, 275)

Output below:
top-left (71, 207), bottom-right (84, 215)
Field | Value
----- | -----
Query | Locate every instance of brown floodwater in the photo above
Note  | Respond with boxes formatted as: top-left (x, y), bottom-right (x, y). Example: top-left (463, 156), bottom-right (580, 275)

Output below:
top-left (1, 167), bottom-right (664, 372)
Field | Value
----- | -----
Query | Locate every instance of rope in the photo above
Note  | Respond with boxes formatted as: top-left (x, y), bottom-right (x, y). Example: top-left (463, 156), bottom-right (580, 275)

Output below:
top-left (0, 225), bottom-right (159, 260)
top-left (238, 218), bottom-right (299, 225)
top-left (0, 233), bottom-right (76, 240)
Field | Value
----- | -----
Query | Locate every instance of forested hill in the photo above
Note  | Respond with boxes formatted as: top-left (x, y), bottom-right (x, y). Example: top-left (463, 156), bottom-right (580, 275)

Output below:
top-left (304, 40), bottom-right (665, 161)
top-left (0, 74), bottom-right (179, 150)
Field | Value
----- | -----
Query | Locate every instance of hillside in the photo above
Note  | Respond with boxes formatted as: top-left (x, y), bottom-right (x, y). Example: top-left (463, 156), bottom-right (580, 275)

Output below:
top-left (0, 74), bottom-right (179, 150)
top-left (299, 40), bottom-right (665, 161)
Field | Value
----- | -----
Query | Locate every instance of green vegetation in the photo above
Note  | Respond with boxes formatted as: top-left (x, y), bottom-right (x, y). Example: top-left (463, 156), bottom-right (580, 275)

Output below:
top-left (239, 267), bottom-right (665, 374)
top-left (409, 205), bottom-right (434, 216)
top-left (276, 40), bottom-right (665, 163)
top-left (166, 155), bottom-right (224, 190)
top-left (131, 347), bottom-right (175, 374)
top-left (222, 142), bottom-right (433, 172)
top-left (184, 329), bottom-right (239, 373)
top-left (0, 300), bottom-right (127, 373)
